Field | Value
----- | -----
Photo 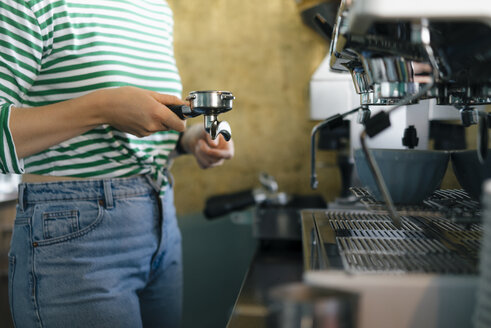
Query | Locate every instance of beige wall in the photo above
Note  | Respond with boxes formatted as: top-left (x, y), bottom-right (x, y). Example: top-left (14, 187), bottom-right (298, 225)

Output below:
top-left (167, 0), bottom-right (480, 215)
top-left (167, 0), bottom-right (337, 214)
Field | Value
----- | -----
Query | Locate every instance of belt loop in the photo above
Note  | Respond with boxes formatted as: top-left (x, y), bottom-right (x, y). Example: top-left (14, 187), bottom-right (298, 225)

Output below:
top-left (103, 180), bottom-right (114, 209)
top-left (144, 174), bottom-right (161, 194)
top-left (163, 168), bottom-right (174, 187)
top-left (17, 183), bottom-right (26, 211)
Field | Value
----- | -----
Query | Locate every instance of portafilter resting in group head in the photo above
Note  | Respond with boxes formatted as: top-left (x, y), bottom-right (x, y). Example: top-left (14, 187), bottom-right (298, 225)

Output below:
top-left (168, 90), bottom-right (235, 141)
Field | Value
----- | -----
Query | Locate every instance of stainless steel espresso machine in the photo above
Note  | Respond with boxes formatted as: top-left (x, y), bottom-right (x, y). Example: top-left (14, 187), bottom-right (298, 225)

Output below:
top-left (301, 1), bottom-right (491, 327)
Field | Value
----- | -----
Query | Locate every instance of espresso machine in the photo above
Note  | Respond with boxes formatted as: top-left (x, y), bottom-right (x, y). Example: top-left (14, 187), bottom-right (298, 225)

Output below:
top-left (301, 1), bottom-right (491, 327)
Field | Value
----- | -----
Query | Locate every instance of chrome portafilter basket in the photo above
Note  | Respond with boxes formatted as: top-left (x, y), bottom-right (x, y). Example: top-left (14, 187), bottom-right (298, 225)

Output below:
top-left (169, 90), bottom-right (235, 141)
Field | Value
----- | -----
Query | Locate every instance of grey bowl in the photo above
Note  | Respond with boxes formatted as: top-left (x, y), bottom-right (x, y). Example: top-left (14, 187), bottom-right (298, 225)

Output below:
top-left (354, 149), bottom-right (450, 204)
top-left (451, 150), bottom-right (491, 201)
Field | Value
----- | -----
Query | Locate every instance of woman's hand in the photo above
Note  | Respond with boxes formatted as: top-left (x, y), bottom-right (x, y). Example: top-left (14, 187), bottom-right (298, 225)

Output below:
top-left (10, 86), bottom-right (187, 159)
top-left (179, 124), bottom-right (234, 169)
top-left (98, 86), bottom-right (187, 137)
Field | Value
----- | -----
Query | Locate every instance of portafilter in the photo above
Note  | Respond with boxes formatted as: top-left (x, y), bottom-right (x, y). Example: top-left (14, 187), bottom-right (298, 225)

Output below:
top-left (168, 90), bottom-right (235, 141)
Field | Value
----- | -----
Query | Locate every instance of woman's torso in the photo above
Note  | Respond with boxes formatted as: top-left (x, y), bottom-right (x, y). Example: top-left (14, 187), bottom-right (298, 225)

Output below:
top-left (16, 0), bottom-right (182, 189)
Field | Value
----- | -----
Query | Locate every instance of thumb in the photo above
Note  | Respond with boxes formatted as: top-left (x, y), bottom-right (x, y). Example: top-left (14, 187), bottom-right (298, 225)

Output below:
top-left (152, 92), bottom-right (187, 106)
top-left (206, 133), bottom-right (220, 147)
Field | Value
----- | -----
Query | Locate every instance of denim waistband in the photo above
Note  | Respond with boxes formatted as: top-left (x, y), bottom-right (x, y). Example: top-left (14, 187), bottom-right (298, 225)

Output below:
top-left (17, 175), bottom-right (158, 211)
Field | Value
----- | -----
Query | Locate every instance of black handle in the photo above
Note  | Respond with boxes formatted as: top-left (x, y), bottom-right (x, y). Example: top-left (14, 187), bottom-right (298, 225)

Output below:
top-left (478, 110), bottom-right (488, 162)
top-left (167, 105), bottom-right (193, 120)
top-left (219, 130), bottom-right (231, 142)
top-left (204, 190), bottom-right (256, 219)
top-left (365, 110), bottom-right (391, 138)
top-left (313, 13), bottom-right (333, 41)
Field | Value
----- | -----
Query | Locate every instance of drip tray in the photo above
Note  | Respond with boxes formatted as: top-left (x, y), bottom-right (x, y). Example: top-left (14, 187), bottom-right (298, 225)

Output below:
top-left (349, 187), bottom-right (481, 224)
top-left (302, 210), bottom-right (481, 275)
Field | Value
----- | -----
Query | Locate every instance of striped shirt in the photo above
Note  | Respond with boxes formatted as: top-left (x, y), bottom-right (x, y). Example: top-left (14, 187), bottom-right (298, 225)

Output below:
top-left (0, 0), bottom-right (182, 193)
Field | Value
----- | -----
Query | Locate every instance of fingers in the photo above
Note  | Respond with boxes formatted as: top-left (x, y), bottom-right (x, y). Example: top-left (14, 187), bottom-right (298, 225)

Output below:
top-left (205, 133), bottom-right (220, 147)
top-left (151, 92), bottom-right (187, 132)
top-left (159, 108), bottom-right (187, 132)
top-left (102, 87), bottom-right (189, 137)
top-left (179, 123), bottom-right (234, 168)
top-left (194, 136), bottom-right (234, 169)
top-left (152, 92), bottom-right (188, 106)
top-left (195, 154), bottom-right (225, 169)
top-left (201, 135), bottom-right (234, 159)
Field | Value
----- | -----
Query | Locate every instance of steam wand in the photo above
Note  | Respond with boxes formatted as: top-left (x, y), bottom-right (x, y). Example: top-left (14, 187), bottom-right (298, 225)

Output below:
top-left (359, 19), bottom-right (438, 229)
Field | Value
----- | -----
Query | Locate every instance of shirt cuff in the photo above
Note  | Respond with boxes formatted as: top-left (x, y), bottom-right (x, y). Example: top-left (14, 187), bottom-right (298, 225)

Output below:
top-left (0, 104), bottom-right (24, 174)
top-left (174, 131), bottom-right (187, 155)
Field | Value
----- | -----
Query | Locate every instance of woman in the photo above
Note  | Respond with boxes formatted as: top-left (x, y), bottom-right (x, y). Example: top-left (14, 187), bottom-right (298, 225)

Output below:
top-left (0, 0), bottom-right (234, 327)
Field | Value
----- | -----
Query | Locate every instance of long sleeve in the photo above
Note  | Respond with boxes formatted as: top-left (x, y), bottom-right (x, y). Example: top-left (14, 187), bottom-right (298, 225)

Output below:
top-left (0, 1), bottom-right (44, 173)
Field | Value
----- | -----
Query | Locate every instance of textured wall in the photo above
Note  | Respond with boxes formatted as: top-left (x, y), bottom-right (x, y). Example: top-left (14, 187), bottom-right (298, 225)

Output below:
top-left (167, 0), bottom-right (336, 214)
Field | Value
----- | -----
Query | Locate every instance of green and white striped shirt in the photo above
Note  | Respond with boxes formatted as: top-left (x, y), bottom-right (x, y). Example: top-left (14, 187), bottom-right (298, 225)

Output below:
top-left (0, 0), bottom-right (182, 193)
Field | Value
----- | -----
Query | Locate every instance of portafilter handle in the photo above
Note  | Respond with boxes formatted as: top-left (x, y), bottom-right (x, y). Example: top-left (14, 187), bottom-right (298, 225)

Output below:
top-left (310, 106), bottom-right (361, 189)
top-left (167, 104), bottom-right (199, 120)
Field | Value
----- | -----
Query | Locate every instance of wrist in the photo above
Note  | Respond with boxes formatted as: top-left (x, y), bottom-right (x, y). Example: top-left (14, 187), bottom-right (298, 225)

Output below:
top-left (88, 89), bottom-right (111, 125)
top-left (175, 132), bottom-right (188, 155)
top-left (180, 124), bottom-right (204, 155)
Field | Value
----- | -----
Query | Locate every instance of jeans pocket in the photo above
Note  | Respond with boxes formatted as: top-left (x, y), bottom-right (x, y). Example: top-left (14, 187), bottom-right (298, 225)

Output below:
top-left (43, 209), bottom-right (79, 239)
top-left (33, 200), bottom-right (104, 246)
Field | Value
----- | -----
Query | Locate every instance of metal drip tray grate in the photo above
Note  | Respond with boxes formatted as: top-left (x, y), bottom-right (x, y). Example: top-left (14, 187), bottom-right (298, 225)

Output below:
top-left (337, 237), bottom-right (475, 274)
top-left (425, 189), bottom-right (481, 223)
top-left (349, 188), bottom-right (481, 224)
top-left (350, 187), bottom-right (435, 213)
top-left (309, 211), bottom-right (481, 275)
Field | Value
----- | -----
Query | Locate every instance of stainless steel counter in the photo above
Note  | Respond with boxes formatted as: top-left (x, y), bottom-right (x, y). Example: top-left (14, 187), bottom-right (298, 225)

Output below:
top-left (226, 243), bottom-right (304, 328)
top-left (300, 207), bottom-right (481, 328)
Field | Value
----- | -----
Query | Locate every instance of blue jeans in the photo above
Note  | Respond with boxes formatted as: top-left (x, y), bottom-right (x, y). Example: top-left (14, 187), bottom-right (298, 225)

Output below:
top-left (8, 176), bottom-right (183, 328)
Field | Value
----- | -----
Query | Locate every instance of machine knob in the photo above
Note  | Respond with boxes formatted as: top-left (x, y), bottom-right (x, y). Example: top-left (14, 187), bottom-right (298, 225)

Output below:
top-left (402, 125), bottom-right (419, 149)
top-left (460, 107), bottom-right (478, 127)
